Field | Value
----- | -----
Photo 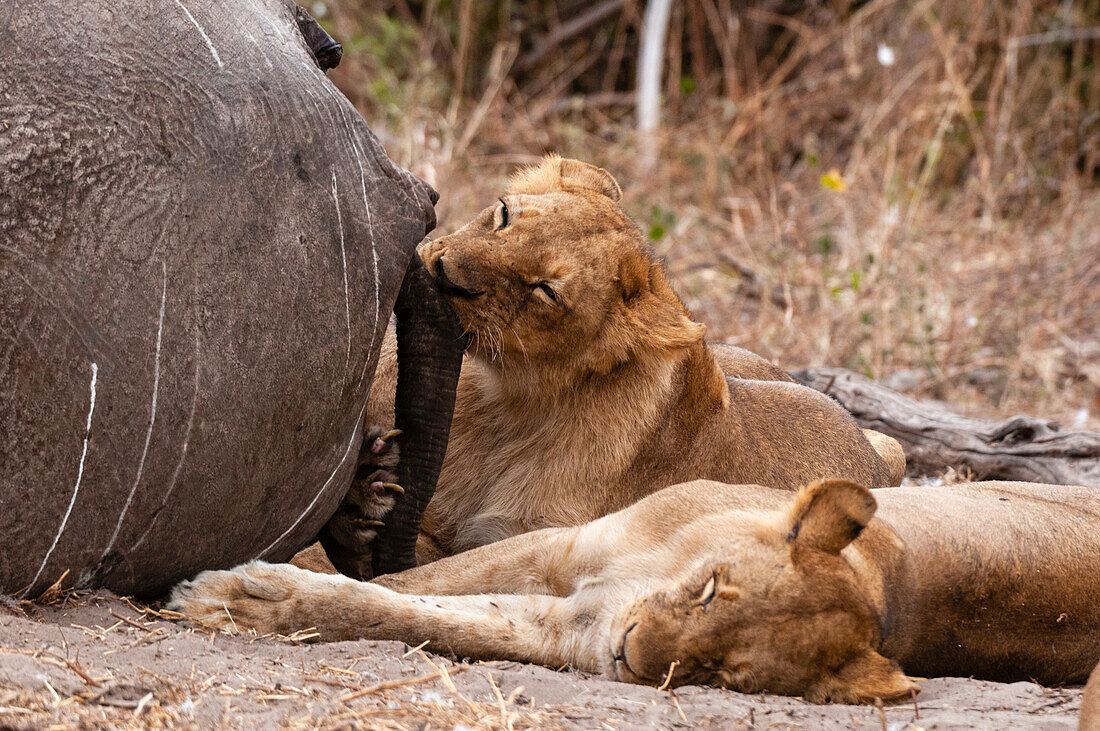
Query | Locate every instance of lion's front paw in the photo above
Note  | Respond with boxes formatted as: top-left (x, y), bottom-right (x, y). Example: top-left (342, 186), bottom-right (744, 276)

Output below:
top-left (168, 561), bottom-right (313, 636)
top-left (352, 425), bottom-right (403, 516)
top-left (342, 425), bottom-right (403, 539)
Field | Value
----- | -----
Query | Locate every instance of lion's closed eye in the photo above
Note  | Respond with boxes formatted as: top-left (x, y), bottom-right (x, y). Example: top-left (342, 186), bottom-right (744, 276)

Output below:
top-left (697, 575), bottom-right (717, 609)
top-left (696, 567), bottom-right (740, 610)
top-left (530, 282), bottom-right (559, 304)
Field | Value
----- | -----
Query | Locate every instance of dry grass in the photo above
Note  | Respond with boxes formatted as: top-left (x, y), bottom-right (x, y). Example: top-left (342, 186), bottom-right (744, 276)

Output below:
top-left (1, 592), bottom-right (569, 730)
top-left (0, 658), bottom-right (566, 731)
top-left (316, 0), bottom-right (1098, 431)
top-left (1, 590), bottom-right (1085, 728)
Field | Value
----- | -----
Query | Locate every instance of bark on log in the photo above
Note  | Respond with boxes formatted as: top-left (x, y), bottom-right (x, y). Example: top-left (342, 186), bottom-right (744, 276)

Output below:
top-left (792, 367), bottom-right (1100, 487)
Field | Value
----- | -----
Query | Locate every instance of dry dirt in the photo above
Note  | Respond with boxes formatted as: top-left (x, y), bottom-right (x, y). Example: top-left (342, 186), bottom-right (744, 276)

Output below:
top-left (0, 591), bottom-right (1083, 730)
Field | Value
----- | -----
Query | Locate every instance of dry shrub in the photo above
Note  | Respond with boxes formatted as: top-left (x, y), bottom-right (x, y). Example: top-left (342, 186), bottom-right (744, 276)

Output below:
top-left (314, 0), bottom-right (1098, 428)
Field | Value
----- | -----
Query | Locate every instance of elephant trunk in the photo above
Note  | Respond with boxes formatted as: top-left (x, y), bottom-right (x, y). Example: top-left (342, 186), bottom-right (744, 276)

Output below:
top-left (369, 253), bottom-right (463, 575)
top-left (294, 5), bottom-right (342, 71)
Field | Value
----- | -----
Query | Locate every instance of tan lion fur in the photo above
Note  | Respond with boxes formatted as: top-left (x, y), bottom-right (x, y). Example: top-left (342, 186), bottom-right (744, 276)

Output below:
top-left (1082, 660), bottom-right (1100, 730)
top-left (355, 156), bottom-right (901, 563)
top-left (173, 479), bottom-right (1100, 704)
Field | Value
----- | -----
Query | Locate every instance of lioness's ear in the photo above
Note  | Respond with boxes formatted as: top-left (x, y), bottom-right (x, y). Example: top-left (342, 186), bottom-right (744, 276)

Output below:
top-left (508, 155), bottom-right (623, 203)
top-left (806, 649), bottom-right (919, 705)
top-left (626, 293), bottom-right (706, 352)
top-left (786, 479), bottom-right (876, 555)
top-left (558, 158), bottom-right (623, 202)
top-left (619, 257), bottom-right (704, 353)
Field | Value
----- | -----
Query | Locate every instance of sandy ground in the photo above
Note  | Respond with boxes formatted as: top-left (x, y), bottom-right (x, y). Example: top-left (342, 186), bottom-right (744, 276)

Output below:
top-left (0, 591), bottom-right (1083, 730)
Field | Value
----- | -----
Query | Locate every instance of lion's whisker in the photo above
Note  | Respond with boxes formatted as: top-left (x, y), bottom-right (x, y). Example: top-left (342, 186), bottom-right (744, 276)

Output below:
top-left (507, 324), bottom-right (530, 365)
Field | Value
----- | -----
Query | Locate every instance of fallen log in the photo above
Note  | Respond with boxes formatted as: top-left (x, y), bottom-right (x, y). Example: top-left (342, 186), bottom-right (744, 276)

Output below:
top-left (792, 367), bottom-right (1100, 487)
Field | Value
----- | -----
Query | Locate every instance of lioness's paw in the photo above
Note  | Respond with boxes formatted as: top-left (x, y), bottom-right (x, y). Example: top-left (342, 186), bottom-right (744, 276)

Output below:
top-left (330, 425), bottom-right (403, 551)
top-left (168, 560), bottom-right (314, 636)
top-left (352, 425), bottom-right (403, 520)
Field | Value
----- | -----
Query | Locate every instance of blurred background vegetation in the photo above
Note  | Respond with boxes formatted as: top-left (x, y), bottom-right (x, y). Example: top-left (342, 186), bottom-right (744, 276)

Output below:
top-left (315, 0), bottom-right (1098, 428)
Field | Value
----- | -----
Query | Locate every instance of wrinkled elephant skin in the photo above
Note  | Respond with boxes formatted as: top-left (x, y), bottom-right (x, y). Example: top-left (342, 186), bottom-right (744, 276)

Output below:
top-left (0, 0), bottom-right (454, 597)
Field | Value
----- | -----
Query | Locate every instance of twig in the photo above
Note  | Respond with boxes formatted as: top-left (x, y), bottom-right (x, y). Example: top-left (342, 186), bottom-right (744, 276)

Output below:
top-left (669, 691), bottom-right (688, 723)
top-left (484, 669), bottom-right (511, 730)
top-left (60, 657), bottom-right (101, 687)
top-left (42, 678), bottom-right (61, 704)
top-left (453, 41), bottom-right (519, 158)
top-left (402, 640), bottom-right (429, 658)
top-left (519, 0), bottom-right (626, 70)
top-left (133, 692), bottom-right (154, 717)
top-left (109, 610), bottom-right (153, 633)
top-left (336, 666), bottom-right (469, 703)
top-left (1011, 26), bottom-right (1100, 49)
top-left (34, 569), bottom-right (71, 605)
top-left (657, 660), bottom-right (679, 691)
top-left (636, 0), bottom-right (673, 134)
top-left (221, 603), bottom-right (238, 633)
top-left (418, 651), bottom-right (482, 716)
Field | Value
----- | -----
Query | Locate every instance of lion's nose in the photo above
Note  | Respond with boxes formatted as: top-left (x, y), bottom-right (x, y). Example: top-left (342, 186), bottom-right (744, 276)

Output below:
top-left (434, 256), bottom-right (484, 299)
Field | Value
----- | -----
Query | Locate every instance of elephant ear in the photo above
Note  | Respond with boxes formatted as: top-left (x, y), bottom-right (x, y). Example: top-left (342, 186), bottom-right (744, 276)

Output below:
top-left (785, 479), bottom-right (877, 556)
top-left (806, 648), bottom-right (919, 705)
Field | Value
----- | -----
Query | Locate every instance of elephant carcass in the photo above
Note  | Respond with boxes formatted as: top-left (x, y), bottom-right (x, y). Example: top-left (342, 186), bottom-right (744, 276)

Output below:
top-left (0, 0), bottom-right (461, 597)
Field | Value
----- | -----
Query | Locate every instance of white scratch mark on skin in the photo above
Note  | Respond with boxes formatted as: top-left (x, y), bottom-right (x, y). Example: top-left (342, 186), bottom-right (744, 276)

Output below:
top-left (331, 169), bottom-right (352, 378)
top-left (241, 0), bottom-right (293, 43)
top-left (130, 323), bottom-right (201, 552)
top-left (317, 78), bottom-right (381, 390)
top-left (172, 0), bottom-right (224, 69)
top-left (257, 406), bottom-right (366, 559)
top-left (350, 140), bottom-right (381, 383)
top-left (25, 362), bottom-right (98, 596)
top-left (100, 262), bottom-right (167, 563)
top-left (319, 79), bottom-right (356, 140)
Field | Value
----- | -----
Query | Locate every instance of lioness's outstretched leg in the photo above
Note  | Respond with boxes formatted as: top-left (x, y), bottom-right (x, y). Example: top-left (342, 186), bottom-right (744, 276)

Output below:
top-left (376, 525), bottom-right (586, 596)
top-left (168, 561), bottom-right (606, 672)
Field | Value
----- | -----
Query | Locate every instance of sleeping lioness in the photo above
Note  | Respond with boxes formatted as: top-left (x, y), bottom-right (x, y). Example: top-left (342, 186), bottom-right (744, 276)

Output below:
top-left (1084, 661), bottom-right (1100, 730)
top-left (328, 155), bottom-right (902, 569)
top-left (173, 477), bottom-right (1100, 704)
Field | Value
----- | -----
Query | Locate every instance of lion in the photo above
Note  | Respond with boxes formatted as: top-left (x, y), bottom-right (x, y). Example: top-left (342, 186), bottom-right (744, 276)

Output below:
top-left (172, 477), bottom-right (1100, 704)
top-left (323, 155), bottom-right (904, 571)
top-left (1084, 661), bottom-right (1100, 731)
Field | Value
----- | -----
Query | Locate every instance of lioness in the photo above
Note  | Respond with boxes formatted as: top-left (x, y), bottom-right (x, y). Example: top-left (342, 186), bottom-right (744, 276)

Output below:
top-left (1084, 661), bottom-right (1100, 731)
top-left (336, 155), bottom-right (901, 568)
top-left (173, 477), bottom-right (1100, 703)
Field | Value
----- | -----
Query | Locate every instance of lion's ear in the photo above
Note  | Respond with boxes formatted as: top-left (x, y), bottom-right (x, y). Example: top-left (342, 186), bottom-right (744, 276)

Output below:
top-left (558, 158), bottom-right (623, 202)
top-left (806, 649), bottom-right (919, 705)
top-left (508, 155), bottom-right (622, 202)
top-left (626, 292), bottom-right (706, 352)
top-left (785, 479), bottom-right (876, 556)
top-left (617, 257), bottom-right (704, 353)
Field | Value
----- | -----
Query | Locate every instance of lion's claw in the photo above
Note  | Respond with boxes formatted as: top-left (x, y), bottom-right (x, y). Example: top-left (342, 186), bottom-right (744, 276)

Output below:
top-left (379, 482), bottom-right (404, 495)
top-left (371, 429), bottom-right (403, 454)
top-left (320, 424), bottom-right (404, 580)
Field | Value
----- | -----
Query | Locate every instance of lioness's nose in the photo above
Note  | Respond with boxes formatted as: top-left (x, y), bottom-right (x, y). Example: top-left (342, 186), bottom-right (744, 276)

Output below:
top-left (434, 255), bottom-right (483, 298)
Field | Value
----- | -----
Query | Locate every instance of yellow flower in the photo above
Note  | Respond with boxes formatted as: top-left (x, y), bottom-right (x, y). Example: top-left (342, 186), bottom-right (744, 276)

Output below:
top-left (820, 169), bottom-right (847, 192)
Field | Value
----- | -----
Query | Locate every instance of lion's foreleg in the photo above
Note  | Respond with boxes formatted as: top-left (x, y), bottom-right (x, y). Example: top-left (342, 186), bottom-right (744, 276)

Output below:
top-left (376, 525), bottom-right (583, 596)
top-left (169, 561), bottom-right (605, 672)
